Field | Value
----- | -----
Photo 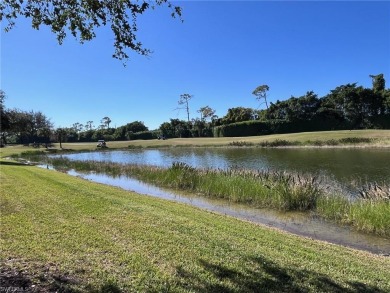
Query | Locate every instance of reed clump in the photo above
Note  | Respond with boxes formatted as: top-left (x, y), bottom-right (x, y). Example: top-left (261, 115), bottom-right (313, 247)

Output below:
top-left (307, 139), bottom-right (339, 146)
top-left (317, 181), bottom-right (389, 236)
top-left (228, 141), bottom-right (255, 147)
top-left (358, 183), bottom-right (390, 201)
top-left (339, 137), bottom-right (373, 144)
top-left (229, 137), bottom-right (374, 148)
top-left (170, 165), bottom-right (323, 211)
top-left (10, 150), bottom-right (46, 161)
top-left (270, 172), bottom-right (320, 210)
top-left (317, 194), bottom-right (390, 237)
top-left (306, 137), bottom-right (374, 146)
top-left (258, 139), bottom-right (300, 147)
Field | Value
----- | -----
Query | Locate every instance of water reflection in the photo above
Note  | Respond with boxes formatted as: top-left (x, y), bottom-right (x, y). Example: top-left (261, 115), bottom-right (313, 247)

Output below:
top-left (64, 168), bottom-right (389, 255)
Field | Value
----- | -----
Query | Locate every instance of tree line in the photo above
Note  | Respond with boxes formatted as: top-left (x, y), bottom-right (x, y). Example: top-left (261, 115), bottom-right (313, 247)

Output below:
top-left (1, 74), bottom-right (389, 146)
top-left (262, 74), bottom-right (389, 129)
top-left (158, 74), bottom-right (390, 138)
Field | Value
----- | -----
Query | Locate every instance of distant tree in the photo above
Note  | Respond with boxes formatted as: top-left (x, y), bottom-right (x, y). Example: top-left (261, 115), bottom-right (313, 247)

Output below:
top-left (113, 121), bottom-right (148, 140)
top-left (85, 121), bottom-right (94, 131)
top-left (370, 74), bottom-right (385, 93)
top-left (177, 94), bottom-right (193, 122)
top-left (101, 116), bottom-right (112, 129)
top-left (368, 74), bottom-right (387, 115)
top-left (113, 126), bottom-right (127, 141)
top-left (0, 0), bottom-right (182, 61)
top-left (287, 91), bottom-right (320, 121)
top-left (125, 121), bottom-right (148, 133)
top-left (314, 95), bottom-right (345, 127)
top-left (159, 122), bottom-right (175, 138)
top-left (55, 128), bottom-right (67, 149)
top-left (198, 106), bottom-right (216, 122)
top-left (252, 85), bottom-right (270, 109)
top-left (29, 111), bottom-right (53, 143)
top-left (255, 109), bottom-right (268, 121)
top-left (37, 127), bottom-right (52, 147)
top-left (72, 122), bottom-right (84, 133)
top-left (5, 109), bottom-right (52, 144)
top-left (0, 90), bottom-right (10, 145)
top-left (171, 118), bottom-right (191, 138)
top-left (0, 90), bottom-right (4, 107)
top-left (79, 129), bottom-right (95, 142)
top-left (92, 129), bottom-right (105, 141)
top-left (192, 118), bottom-right (208, 137)
top-left (6, 109), bottom-right (30, 144)
top-left (323, 83), bottom-right (374, 128)
top-left (63, 127), bottom-right (79, 142)
top-left (266, 100), bottom-right (290, 120)
top-left (222, 107), bottom-right (255, 124)
top-left (159, 119), bottom-right (191, 138)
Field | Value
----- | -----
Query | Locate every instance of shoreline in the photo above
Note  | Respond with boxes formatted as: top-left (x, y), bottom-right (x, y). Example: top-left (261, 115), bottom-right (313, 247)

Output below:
top-left (2, 141), bottom-right (390, 155)
top-left (59, 166), bottom-right (390, 255)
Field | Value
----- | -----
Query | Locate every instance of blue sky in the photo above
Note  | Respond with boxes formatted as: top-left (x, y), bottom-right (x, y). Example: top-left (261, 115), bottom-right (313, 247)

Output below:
top-left (1, 1), bottom-right (389, 130)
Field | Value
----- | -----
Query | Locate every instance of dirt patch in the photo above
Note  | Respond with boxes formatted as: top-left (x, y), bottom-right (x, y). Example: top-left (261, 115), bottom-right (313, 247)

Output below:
top-left (0, 259), bottom-right (81, 293)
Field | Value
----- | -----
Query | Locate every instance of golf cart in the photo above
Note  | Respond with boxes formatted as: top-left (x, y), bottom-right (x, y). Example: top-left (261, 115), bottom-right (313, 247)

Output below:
top-left (97, 140), bottom-right (107, 148)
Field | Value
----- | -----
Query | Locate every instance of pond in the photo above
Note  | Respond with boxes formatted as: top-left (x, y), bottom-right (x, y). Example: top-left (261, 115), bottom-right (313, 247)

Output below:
top-left (61, 147), bottom-right (390, 185)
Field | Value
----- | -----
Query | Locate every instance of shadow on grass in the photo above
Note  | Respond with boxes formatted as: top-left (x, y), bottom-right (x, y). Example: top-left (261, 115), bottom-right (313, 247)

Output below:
top-left (0, 161), bottom-right (34, 166)
top-left (1, 256), bottom-right (385, 292)
top-left (176, 255), bottom-right (384, 293)
top-left (0, 265), bottom-right (121, 293)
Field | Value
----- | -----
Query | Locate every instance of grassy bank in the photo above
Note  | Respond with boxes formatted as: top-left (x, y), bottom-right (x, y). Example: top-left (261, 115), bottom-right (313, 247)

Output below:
top-left (2, 130), bottom-right (389, 155)
top-left (1, 163), bottom-right (389, 292)
top-left (45, 157), bottom-right (390, 237)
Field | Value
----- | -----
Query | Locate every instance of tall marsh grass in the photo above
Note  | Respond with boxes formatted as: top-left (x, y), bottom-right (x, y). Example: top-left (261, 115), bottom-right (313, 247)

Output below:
top-left (47, 158), bottom-right (323, 211)
top-left (317, 195), bottom-right (390, 237)
top-left (258, 139), bottom-right (300, 147)
top-left (228, 137), bottom-right (375, 148)
top-left (253, 137), bottom-right (374, 147)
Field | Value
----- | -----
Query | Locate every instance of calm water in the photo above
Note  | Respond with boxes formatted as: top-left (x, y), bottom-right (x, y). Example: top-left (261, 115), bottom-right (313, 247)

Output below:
top-left (61, 147), bottom-right (390, 185)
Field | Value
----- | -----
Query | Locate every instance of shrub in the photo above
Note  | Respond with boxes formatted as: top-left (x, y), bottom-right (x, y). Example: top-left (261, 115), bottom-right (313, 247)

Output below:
top-left (258, 139), bottom-right (299, 147)
top-left (228, 141), bottom-right (255, 147)
top-left (339, 137), bottom-right (372, 144)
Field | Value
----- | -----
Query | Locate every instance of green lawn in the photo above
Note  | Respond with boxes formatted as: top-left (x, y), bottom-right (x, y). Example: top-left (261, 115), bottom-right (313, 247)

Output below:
top-left (1, 162), bottom-right (389, 292)
top-left (62, 129), bottom-right (390, 149)
top-left (2, 130), bottom-right (389, 156)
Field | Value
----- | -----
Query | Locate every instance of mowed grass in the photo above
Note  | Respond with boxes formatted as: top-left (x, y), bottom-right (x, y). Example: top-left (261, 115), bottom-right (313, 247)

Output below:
top-left (2, 130), bottom-right (388, 155)
top-left (1, 163), bottom-right (390, 292)
top-left (69, 130), bottom-right (390, 149)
